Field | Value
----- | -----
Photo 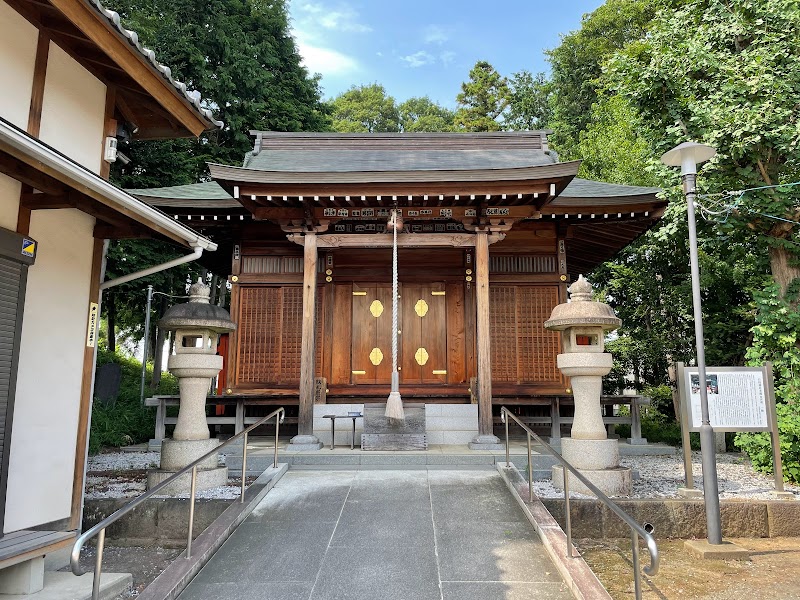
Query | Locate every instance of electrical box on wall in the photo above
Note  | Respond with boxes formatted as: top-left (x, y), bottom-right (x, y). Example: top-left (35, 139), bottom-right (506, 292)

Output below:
top-left (103, 136), bottom-right (118, 163)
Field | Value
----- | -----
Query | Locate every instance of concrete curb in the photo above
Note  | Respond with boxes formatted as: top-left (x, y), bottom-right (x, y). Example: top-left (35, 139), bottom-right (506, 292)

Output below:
top-left (135, 463), bottom-right (288, 600)
top-left (496, 464), bottom-right (611, 600)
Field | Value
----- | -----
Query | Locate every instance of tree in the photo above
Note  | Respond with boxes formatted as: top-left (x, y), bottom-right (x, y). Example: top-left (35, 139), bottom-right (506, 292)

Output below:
top-left (398, 97), bottom-right (456, 132)
top-left (107, 0), bottom-right (329, 186)
top-left (607, 0), bottom-right (800, 299)
top-left (575, 95), bottom-right (656, 186)
top-left (328, 84), bottom-right (401, 133)
top-left (546, 0), bottom-right (663, 157)
top-left (505, 71), bottom-right (552, 131)
top-left (97, 0), bottom-right (328, 362)
top-left (454, 61), bottom-right (510, 132)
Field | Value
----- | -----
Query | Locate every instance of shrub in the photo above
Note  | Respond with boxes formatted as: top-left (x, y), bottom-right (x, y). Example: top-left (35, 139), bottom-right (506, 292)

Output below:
top-left (735, 400), bottom-right (800, 483)
top-left (88, 349), bottom-right (178, 454)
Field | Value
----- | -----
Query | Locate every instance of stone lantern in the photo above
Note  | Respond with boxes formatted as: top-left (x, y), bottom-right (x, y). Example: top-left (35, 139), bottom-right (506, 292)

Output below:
top-left (147, 280), bottom-right (236, 494)
top-left (544, 275), bottom-right (631, 496)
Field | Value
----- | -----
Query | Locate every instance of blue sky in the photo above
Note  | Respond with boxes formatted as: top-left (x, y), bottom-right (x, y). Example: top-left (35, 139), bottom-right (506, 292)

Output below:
top-left (288, 0), bottom-right (605, 108)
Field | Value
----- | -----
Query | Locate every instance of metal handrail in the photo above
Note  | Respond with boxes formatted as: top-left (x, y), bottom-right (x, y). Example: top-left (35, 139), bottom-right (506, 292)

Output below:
top-left (71, 407), bottom-right (285, 600)
top-left (501, 407), bottom-right (658, 600)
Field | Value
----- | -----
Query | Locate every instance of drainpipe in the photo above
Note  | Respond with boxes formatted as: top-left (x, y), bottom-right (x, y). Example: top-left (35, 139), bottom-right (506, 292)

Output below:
top-left (100, 244), bottom-right (204, 291)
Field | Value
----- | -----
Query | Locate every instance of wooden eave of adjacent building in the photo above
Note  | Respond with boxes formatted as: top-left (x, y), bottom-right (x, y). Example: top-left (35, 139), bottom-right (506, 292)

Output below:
top-left (0, 120), bottom-right (214, 246)
top-left (6, 0), bottom-right (219, 139)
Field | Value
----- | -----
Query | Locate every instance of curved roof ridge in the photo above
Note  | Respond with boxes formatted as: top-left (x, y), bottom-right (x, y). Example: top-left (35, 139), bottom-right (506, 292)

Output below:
top-left (86, 0), bottom-right (222, 129)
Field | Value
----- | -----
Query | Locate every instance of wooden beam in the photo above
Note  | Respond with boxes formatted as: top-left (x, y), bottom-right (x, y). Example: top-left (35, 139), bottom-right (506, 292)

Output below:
top-left (0, 142), bottom-right (190, 246)
top-left (27, 31), bottom-right (50, 136)
top-left (46, 0), bottom-right (210, 137)
top-left (287, 232), bottom-right (506, 248)
top-left (0, 153), bottom-right (66, 195)
top-left (238, 181), bottom-right (553, 199)
top-left (297, 233), bottom-right (318, 437)
top-left (19, 192), bottom-right (72, 209)
top-left (70, 237), bottom-right (105, 530)
top-left (255, 205), bottom-right (541, 222)
top-left (475, 230), bottom-right (493, 437)
top-left (99, 86), bottom-right (117, 180)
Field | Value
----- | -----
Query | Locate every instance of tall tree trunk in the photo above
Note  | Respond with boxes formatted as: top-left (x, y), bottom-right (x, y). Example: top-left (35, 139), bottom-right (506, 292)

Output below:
top-left (769, 245), bottom-right (800, 302)
top-left (107, 293), bottom-right (116, 353)
top-left (150, 295), bottom-right (168, 390)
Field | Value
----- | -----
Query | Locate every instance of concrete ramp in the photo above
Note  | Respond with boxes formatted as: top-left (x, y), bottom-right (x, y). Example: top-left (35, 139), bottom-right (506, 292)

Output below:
top-left (179, 469), bottom-right (572, 600)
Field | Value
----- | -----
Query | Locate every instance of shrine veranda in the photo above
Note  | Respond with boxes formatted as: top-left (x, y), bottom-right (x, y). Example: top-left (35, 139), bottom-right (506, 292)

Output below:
top-left (133, 131), bottom-right (666, 441)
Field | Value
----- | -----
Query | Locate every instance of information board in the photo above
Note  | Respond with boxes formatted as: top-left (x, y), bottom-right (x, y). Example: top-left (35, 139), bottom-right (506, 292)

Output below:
top-left (682, 368), bottom-right (770, 431)
top-left (676, 363), bottom-right (787, 494)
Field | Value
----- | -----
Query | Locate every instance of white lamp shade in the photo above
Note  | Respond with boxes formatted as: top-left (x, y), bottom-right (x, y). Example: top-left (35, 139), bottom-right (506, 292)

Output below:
top-left (660, 142), bottom-right (716, 175)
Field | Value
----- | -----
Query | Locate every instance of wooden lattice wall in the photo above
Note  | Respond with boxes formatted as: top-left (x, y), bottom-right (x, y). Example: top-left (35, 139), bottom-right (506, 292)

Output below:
top-left (489, 285), bottom-right (563, 384)
top-left (234, 286), bottom-right (324, 386)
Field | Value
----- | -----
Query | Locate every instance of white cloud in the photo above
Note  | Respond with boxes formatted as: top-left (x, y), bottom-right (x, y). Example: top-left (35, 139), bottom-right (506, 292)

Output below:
top-left (439, 50), bottom-right (456, 66)
top-left (400, 50), bottom-right (435, 68)
top-left (423, 25), bottom-right (449, 45)
top-left (294, 1), bottom-right (371, 34)
top-left (296, 40), bottom-right (359, 75)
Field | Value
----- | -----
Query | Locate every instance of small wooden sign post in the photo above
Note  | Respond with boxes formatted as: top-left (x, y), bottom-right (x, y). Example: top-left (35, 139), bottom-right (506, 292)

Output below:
top-left (676, 362), bottom-right (792, 498)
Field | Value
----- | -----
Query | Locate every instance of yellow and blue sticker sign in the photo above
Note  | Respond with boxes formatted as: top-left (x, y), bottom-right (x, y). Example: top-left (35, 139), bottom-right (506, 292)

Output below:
top-left (21, 239), bottom-right (36, 258)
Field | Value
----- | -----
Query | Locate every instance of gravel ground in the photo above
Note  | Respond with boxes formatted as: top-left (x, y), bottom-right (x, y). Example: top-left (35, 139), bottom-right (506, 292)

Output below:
top-left (534, 450), bottom-right (799, 499)
top-left (85, 451), bottom-right (249, 500)
top-left (88, 449), bottom-right (798, 500)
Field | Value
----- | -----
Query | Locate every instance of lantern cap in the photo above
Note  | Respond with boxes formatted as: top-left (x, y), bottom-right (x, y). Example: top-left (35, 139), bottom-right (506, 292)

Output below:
top-left (544, 275), bottom-right (621, 331)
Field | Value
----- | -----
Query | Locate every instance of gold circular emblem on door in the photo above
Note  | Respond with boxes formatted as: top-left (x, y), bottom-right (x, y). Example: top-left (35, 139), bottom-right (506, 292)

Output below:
top-left (369, 347), bottom-right (384, 366)
top-left (414, 347), bottom-right (429, 366)
top-left (414, 299), bottom-right (429, 317)
top-left (370, 300), bottom-right (384, 318)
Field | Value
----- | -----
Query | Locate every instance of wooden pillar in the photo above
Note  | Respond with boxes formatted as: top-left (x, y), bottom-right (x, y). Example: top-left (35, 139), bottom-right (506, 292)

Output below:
top-left (298, 232), bottom-right (318, 436)
top-left (475, 229), bottom-right (493, 437)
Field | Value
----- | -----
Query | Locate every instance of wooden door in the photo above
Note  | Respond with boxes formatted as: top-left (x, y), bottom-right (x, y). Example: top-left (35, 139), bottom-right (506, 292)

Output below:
top-left (401, 283), bottom-right (448, 384)
top-left (350, 284), bottom-right (394, 384)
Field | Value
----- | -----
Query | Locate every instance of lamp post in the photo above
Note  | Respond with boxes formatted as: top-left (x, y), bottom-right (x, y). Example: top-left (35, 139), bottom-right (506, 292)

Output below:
top-left (661, 142), bottom-right (721, 545)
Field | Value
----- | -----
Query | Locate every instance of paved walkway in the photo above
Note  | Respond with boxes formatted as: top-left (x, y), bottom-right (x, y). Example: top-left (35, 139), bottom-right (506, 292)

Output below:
top-left (179, 469), bottom-right (571, 600)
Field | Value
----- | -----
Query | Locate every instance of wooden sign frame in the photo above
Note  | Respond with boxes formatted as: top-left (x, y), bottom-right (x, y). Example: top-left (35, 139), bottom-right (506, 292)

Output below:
top-left (675, 362), bottom-right (786, 494)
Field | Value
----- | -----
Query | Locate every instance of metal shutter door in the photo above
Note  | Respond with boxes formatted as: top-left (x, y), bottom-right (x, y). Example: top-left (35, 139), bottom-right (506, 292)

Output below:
top-left (0, 256), bottom-right (23, 467)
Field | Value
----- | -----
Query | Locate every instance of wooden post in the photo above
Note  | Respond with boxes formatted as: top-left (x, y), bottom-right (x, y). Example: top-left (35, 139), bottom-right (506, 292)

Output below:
top-left (475, 230), bottom-right (493, 437)
top-left (298, 232), bottom-right (318, 436)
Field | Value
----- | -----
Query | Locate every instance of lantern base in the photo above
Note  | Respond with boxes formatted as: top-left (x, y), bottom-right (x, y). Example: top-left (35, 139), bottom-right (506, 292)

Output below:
top-left (552, 465), bottom-right (632, 497)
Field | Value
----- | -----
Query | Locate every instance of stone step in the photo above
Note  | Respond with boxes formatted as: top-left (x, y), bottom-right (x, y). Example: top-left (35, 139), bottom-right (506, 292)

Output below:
top-left (222, 452), bottom-right (558, 475)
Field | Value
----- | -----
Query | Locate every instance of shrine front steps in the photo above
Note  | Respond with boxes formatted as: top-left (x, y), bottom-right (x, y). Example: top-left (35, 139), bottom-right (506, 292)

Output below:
top-left (221, 441), bottom-right (675, 477)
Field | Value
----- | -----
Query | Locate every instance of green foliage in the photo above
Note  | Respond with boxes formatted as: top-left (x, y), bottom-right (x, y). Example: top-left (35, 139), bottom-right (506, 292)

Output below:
top-left (454, 61), bottom-right (510, 132)
top-left (546, 0), bottom-right (663, 157)
top-left (88, 349), bottom-right (179, 454)
top-left (736, 401), bottom-right (800, 483)
top-left (575, 95), bottom-right (657, 185)
top-left (505, 71), bottom-right (551, 131)
top-left (398, 97), bottom-right (456, 132)
top-left (329, 84), bottom-right (401, 133)
top-left (106, 0), bottom-right (328, 186)
top-left (606, 0), bottom-right (800, 276)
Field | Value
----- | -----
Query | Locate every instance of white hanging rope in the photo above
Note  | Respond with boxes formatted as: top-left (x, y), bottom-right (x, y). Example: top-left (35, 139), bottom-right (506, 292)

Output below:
top-left (385, 209), bottom-right (404, 420)
top-left (391, 211), bottom-right (399, 378)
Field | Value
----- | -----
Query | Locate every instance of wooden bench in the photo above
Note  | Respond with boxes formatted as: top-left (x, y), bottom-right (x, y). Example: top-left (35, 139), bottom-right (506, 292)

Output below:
top-left (495, 395), bottom-right (650, 444)
top-left (148, 393), bottom-right (649, 446)
top-left (145, 395), bottom-right (298, 444)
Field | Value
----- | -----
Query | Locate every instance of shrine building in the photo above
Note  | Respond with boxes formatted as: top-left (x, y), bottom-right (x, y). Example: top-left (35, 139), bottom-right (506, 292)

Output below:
top-left (134, 131), bottom-right (665, 445)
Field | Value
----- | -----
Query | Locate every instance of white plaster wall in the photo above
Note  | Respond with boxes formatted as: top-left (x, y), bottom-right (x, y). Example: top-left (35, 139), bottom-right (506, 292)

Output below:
top-left (38, 43), bottom-right (106, 174)
top-left (0, 173), bottom-right (21, 231)
top-left (0, 2), bottom-right (37, 129)
top-left (4, 209), bottom-right (95, 532)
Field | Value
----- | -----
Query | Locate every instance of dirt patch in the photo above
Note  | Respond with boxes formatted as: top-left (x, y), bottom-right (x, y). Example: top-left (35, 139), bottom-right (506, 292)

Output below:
top-left (61, 545), bottom-right (182, 596)
top-left (580, 537), bottom-right (800, 599)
